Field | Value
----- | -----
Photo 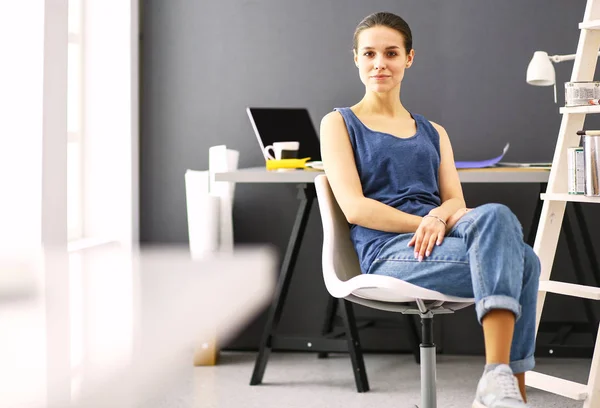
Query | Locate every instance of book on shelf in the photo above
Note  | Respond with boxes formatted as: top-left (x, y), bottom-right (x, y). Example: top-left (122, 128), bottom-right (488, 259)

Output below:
top-left (568, 147), bottom-right (585, 195)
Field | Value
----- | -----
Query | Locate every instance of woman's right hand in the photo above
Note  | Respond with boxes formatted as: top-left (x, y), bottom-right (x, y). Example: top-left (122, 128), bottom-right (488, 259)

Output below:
top-left (408, 215), bottom-right (447, 261)
top-left (446, 207), bottom-right (472, 231)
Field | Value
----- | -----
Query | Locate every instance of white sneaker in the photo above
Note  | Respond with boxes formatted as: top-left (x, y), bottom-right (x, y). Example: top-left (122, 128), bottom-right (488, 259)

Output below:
top-left (472, 364), bottom-right (529, 408)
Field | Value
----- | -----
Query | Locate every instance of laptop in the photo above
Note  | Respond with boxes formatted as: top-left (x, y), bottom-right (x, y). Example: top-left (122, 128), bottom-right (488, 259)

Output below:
top-left (246, 107), bottom-right (322, 165)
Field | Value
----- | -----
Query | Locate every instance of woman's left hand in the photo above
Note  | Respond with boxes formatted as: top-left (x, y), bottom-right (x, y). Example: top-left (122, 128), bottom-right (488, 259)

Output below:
top-left (407, 215), bottom-right (447, 261)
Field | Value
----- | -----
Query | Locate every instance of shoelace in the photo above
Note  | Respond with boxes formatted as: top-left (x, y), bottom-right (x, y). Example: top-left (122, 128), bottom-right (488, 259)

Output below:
top-left (494, 370), bottom-right (523, 401)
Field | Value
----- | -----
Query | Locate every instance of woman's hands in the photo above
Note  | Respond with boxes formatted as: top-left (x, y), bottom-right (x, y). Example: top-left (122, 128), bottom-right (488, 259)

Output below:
top-left (408, 207), bottom-right (472, 261)
top-left (407, 215), bottom-right (447, 262)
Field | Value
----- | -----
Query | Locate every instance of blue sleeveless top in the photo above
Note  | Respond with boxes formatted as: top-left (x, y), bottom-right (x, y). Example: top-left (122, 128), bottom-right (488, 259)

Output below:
top-left (334, 107), bottom-right (442, 274)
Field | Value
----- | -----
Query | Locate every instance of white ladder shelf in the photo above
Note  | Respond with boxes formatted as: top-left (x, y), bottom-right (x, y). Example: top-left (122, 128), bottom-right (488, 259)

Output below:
top-left (527, 0), bottom-right (600, 406)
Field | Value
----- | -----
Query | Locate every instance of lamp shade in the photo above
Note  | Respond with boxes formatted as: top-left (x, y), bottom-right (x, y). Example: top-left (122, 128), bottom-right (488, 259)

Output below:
top-left (526, 51), bottom-right (555, 86)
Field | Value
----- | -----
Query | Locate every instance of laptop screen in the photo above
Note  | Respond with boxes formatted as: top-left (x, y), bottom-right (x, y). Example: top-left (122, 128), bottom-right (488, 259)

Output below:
top-left (246, 107), bottom-right (322, 161)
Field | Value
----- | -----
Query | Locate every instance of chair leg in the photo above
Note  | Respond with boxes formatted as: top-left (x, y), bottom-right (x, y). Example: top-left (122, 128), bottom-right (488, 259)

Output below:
top-left (405, 314), bottom-right (421, 364)
top-left (318, 295), bottom-right (339, 359)
top-left (339, 299), bottom-right (370, 393)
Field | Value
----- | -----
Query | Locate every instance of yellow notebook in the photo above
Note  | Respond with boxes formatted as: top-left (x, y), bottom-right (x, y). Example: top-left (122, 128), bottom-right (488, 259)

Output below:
top-left (265, 157), bottom-right (311, 170)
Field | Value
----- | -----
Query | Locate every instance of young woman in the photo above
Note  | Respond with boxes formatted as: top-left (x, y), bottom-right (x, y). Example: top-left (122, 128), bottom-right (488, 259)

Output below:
top-left (320, 12), bottom-right (541, 408)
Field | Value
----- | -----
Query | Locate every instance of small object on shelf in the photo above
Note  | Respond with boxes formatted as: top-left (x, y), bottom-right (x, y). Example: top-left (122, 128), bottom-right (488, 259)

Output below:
top-left (565, 81), bottom-right (600, 106)
top-left (582, 133), bottom-right (600, 196)
top-left (577, 129), bottom-right (600, 136)
top-left (568, 147), bottom-right (585, 194)
top-left (265, 157), bottom-right (311, 170)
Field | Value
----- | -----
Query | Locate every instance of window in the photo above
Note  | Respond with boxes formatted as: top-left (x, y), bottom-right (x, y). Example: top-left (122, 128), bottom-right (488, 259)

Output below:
top-left (68, 1), bottom-right (85, 399)
top-left (67, 0), bottom-right (84, 241)
top-left (66, 0), bottom-right (139, 248)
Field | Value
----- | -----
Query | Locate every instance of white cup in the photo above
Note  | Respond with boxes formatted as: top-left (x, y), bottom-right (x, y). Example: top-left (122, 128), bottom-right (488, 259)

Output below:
top-left (264, 141), bottom-right (300, 160)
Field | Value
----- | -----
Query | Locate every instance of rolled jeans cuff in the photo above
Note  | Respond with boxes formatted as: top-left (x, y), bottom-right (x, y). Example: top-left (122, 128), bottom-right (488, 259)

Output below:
top-left (475, 295), bottom-right (522, 324)
top-left (509, 355), bottom-right (536, 374)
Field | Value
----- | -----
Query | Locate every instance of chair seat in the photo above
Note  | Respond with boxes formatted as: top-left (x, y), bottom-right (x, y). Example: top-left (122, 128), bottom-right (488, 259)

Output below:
top-left (333, 273), bottom-right (474, 307)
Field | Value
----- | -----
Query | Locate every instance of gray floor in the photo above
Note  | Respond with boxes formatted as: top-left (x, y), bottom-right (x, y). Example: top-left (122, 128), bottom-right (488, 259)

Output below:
top-left (148, 351), bottom-right (590, 408)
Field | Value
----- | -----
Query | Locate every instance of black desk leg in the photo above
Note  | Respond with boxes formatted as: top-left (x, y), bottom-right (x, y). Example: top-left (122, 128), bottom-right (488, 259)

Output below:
top-left (339, 299), bottom-right (370, 392)
top-left (250, 184), bottom-right (315, 386)
top-left (318, 296), bottom-right (339, 359)
top-left (318, 295), bottom-right (421, 364)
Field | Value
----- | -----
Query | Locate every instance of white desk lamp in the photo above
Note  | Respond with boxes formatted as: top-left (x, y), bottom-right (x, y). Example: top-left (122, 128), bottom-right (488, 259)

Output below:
top-left (526, 50), bottom-right (600, 102)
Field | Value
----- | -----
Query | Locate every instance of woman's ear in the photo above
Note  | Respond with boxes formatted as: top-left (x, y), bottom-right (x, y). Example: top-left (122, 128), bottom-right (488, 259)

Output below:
top-left (406, 49), bottom-right (415, 68)
top-left (353, 50), bottom-right (359, 67)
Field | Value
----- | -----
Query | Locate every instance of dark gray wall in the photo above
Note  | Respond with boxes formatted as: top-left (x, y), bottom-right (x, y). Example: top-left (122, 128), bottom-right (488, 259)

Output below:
top-left (140, 0), bottom-right (600, 355)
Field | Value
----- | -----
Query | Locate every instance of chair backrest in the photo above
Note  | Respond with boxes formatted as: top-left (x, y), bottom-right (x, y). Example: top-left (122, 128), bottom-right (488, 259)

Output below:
top-left (314, 175), bottom-right (363, 295)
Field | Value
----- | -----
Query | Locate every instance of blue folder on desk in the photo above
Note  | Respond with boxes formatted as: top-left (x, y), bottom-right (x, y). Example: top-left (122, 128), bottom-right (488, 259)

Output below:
top-left (455, 143), bottom-right (510, 169)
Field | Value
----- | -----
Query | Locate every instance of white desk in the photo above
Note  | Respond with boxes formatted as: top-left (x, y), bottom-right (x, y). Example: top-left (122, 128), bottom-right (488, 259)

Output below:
top-left (215, 166), bottom-right (550, 184)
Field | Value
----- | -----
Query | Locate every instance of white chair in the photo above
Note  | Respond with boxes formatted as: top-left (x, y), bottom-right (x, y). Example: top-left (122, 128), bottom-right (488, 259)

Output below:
top-left (314, 174), bottom-right (474, 408)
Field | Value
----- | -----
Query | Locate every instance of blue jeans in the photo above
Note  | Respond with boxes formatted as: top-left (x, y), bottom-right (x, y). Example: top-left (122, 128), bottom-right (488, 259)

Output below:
top-left (368, 203), bottom-right (541, 374)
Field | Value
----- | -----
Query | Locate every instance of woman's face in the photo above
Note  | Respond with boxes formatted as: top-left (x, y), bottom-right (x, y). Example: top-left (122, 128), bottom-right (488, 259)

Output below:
top-left (354, 25), bottom-right (414, 94)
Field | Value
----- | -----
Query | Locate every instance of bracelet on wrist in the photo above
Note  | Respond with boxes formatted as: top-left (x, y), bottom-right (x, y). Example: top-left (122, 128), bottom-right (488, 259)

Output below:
top-left (423, 214), bottom-right (447, 226)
